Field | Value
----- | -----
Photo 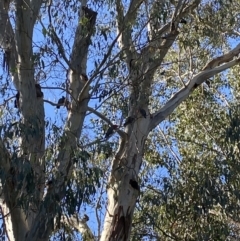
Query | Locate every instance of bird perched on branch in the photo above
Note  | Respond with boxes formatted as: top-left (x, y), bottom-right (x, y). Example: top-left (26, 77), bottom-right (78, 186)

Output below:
top-left (123, 116), bottom-right (135, 127)
top-left (35, 84), bottom-right (43, 98)
top-left (3, 49), bottom-right (11, 73)
top-left (82, 6), bottom-right (98, 27)
top-left (56, 96), bottom-right (65, 109)
top-left (139, 108), bottom-right (147, 118)
top-left (14, 91), bottom-right (20, 108)
top-left (105, 125), bottom-right (118, 139)
top-left (129, 179), bottom-right (140, 191)
top-left (180, 18), bottom-right (187, 24)
top-left (160, 70), bottom-right (165, 75)
top-left (80, 73), bottom-right (88, 82)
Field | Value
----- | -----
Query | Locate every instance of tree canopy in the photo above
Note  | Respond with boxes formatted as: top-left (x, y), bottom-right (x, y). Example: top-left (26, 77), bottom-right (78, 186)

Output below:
top-left (1, 0), bottom-right (240, 240)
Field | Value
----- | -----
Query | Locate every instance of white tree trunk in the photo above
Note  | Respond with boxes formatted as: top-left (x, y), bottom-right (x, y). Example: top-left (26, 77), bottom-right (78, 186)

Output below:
top-left (101, 116), bottom-right (150, 240)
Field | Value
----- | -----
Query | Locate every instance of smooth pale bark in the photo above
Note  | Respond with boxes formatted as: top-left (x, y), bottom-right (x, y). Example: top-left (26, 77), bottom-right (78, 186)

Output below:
top-left (61, 215), bottom-right (94, 240)
top-left (101, 117), bottom-right (149, 241)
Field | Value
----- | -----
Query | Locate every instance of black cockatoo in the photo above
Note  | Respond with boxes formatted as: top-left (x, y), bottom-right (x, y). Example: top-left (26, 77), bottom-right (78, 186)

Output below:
top-left (139, 108), bottom-right (147, 118)
top-left (180, 18), bottom-right (187, 24)
top-left (57, 96), bottom-right (65, 109)
top-left (105, 125), bottom-right (118, 138)
top-left (123, 116), bottom-right (135, 127)
top-left (129, 179), bottom-right (140, 191)
top-left (14, 92), bottom-right (20, 108)
top-left (35, 84), bottom-right (43, 98)
top-left (160, 70), bottom-right (165, 75)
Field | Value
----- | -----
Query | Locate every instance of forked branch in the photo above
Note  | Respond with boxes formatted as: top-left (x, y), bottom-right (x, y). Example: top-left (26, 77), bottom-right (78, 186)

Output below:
top-left (150, 44), bottom-right (240, 131)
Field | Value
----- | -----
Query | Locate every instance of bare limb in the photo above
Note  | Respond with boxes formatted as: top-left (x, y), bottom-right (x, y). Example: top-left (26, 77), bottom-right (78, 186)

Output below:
top-left (78, 31), bottom-right (122, 103)
top-left (147, 0), bottom-right (201, 65)
top-left (115, 0), bottom-right (143, 60)
top-left (157, 126), bottom-right (181, 165)
top-left (38, 19), bottom-right (71, 67)
top-left (137, 1), bottom-right (201, 105)
top-left (0, 96), bottom-right (15, 107)
top-left (31, 0), bottom-right (43, 24)
top-left (87, 107), bottom-right (127, 140)
top-left (61, 214), bottom-right (94, 241)
top-left (0, 139), bottom-right (10, 176)
top-left (43, 99), bottom-right (62, 108)
top-left (202, 43), bottom-right (240, 70)
top-left (149, 52), bottom-right (240, 131)
top-left (87, 107), bottom-right (114, 126)
top-left (0, 1), bottom-right (18, 87)
top-left (95, 185), bottom-right (104, 239)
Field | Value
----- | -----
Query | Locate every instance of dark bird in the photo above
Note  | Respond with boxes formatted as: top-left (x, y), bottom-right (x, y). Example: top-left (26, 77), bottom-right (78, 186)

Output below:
top-left (80, 73), bottom-right (88, 82)
top-left (129, 59), bottom-right (135, 69)
top-left (14, 92), bottom-right (20, 108)
top-left (180, 18), bottom-right (187, 24)
top-left (3, 49), bottom-right (11, 73)
top-left (171, 22), bottom-right (176, 31)
top-left (139, 108), bottom-right (147, 118)
top-left (160, 70), bottom-right (165, 75)
top-left (105, 125), bottom-right (118, 138)
top-left (123, 116), bottom-right (135, 127)
top-left (129, 179), bottom-right (140, 191)
top-left (35, 84), bottom-right (43, 98)
top-left (47, 180), bottom-right (53, 186)
top-left (57, 96), bottom-right (65, 109)
top-left (46, 180), bottom-right (54, 191)
top-left (82, 6), bottom-right (97, 28)
top-left (82, 214), bottom-right (89, 222)
top-left (205, 80), bottom-right (210, 87)
top-left (193, 83), bottom-right (199, 89)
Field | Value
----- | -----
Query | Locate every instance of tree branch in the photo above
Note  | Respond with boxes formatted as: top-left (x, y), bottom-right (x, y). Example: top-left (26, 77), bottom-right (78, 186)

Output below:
top-left (116, 0), bottom-right (143, 62)
top-left (87, 107), bottom-right (127, 139)
top-left (31, 0), bottom-right (43, 24)
top-left (146, 0), bottom-right (201, 63)
top-left (87, 107), bottom-right (114, 126)
top-left (149, 51), bottom-right (240, 131)
top-left (0, 136), bottom-right (31, 240)
top-left (0, 139), bottom-right (10, 176)
top-left (202, 43), bottom-right (240, 70)
top-left (61, 214), bottom-right (94, 241)
top-left (39, 21), bottom-right (71, 68)
top-left (0, 1), bottom-right (18, 87)
top-left (78, 31), bottom-right (122, 103)
top-left (137, 0), bottom-right (201, 108)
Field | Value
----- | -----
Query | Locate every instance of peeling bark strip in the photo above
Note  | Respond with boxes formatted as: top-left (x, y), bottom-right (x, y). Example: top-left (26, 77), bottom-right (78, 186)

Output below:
top-left (109, 206), bottom-right (132, 241)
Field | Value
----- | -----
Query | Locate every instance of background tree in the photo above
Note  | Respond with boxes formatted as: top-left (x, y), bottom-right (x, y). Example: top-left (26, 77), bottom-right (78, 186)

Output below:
top-left (1, 0), bottom-right (240, 241)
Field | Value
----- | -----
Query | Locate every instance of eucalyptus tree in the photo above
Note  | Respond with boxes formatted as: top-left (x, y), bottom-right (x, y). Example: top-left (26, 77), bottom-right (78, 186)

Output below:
top-left (0, 0), bottom-right (240, 241)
